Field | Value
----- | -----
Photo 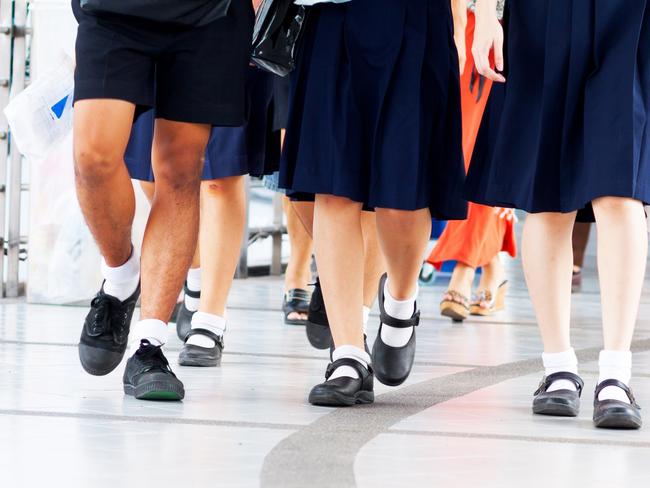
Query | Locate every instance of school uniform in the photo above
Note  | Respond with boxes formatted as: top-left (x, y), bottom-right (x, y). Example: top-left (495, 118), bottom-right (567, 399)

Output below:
top-left (125, 67), bottom-right (281, 181)
top-left (465, 0), bottom-right (650, 216)
top-left (279, 0), bottom-right (467, 220)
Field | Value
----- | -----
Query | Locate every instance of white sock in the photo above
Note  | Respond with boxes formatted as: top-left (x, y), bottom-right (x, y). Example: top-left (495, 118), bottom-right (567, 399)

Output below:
top-left (362, 306), bottom-right (371, 336)
top-left (101, 248), bottom-right (140, 302)
top-left (186, 311), bottom-right (226, 348)
top-left (184, 267), bottom-right (201, 312)
top-left (542, 348), bottom-right (579, 392)
top-left (598, 350), bottom-right (632, 404)
top-left (380, 280), bottom-right (417, 347)
top-left (128, 319), bottom-right (168, 355)
top-left (329, 345), bottom-right (371, 380)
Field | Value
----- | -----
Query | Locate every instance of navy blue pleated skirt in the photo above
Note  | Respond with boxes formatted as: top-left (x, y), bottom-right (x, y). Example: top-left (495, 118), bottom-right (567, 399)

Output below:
top-left (279, 0), bottom-right (467, 220)
top-left (465, 0), bottom-right (650, 215)
top-left (125, 66), bottom-right (280, 181)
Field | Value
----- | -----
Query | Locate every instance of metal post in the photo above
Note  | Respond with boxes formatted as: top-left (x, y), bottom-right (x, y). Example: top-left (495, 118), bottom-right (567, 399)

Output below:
top-left (236, 176), bottom-right (250, 279)
top-left (6, 0), bottom-right (27, 297)
top-left (0, 0), bottom-right (13, 297)
top-left (270, 193), bottom-right (283, 275)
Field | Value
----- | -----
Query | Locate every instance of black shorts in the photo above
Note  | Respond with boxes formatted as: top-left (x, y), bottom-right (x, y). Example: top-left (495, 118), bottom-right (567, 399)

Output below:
top-left (72, 0), bottom-right (254, 126)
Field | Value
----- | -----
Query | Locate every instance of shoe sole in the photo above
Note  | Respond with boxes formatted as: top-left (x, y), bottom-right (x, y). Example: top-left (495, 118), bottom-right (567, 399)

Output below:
top-left (124, 381), bottom-right (185, 401)
top-left (594, 413), bottom-right (642, 430)
top-left (308, 390), bottom-right (374, 407)
top-left (178, 356), bottom-right (221, 367)
top-left (78, 344), bottom-right (125, 376)
top-left (532, 398), bottom-right (579, 417)
top-left (306, 321), bottom-right (333, 350)
top-left (440, 302), bottom-right (468, 322)
top-left (285, 318), bottom-right (308, 326)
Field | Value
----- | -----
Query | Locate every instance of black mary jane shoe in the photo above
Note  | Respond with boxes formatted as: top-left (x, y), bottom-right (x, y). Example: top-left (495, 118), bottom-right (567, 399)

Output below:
top-left (305, 278), bottom-right (333, 350)
top-left (532, 372), bottom-right (584, 417)
top-left (283, 288), bottom-right (311, 326)
top-left (175, 283), bottom-right (200, 341)
top-left (372, 274), bottom-right (419, 387)
top-left (593, 379), bottom-right (642, 430)
top-left (308, 358), bottom-right (374, 407)
top-left (178, 328), bottom-right (224, 368)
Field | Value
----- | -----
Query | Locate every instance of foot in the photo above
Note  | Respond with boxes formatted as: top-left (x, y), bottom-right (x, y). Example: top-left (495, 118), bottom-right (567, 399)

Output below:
top-left (372, 274), bottom-right (419, 387)
top-left (308, 358), bottom-right (374, 407)
top-left (571, 268), bottom-right (582, 293)
top-left (593, 379), bottom-right (642, 429)
top-left (78, 282), bottom-right (140, 376)
top-left (305, 278), bottom-right (333, 349)
top-left (178, 329), bottom-right (224, 367)
top-left (123, 340), bottom-right (185, 401)
top-left (440, 290), bottom-right (469, 322)
top-left (532, 372), bottom-right (584, 417)
top-left (470, 281), bottom-right (508, 316)
top-left (175, 283), bottom-right (199, 341)
top-left (283, 288), bottom-right (311, 326)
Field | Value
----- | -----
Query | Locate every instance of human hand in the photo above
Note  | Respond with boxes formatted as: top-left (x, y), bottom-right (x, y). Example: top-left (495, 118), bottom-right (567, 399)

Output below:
top-left (472, 0), bottom-right (505, 83)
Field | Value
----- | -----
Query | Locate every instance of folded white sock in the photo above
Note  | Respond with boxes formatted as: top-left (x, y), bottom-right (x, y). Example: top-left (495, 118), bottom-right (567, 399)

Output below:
top-left (598, 350), bottom-right (632, 404)
top-left (542, 348), bottom-right (579, 392)
top-left (380, 279), bottom-right (417, 347)
top-left (362, 306), bottom-right (371, 335)
top-left (101, 248), bottom-right (140, 302)
top-left (128, 319), bottom-right (168, 355)
top-left (184, 267), bottom-right (201, 312)
top-left (329, 345), bottom-right (371, 380)
top-left (187, 311), bottom-right (226, 348)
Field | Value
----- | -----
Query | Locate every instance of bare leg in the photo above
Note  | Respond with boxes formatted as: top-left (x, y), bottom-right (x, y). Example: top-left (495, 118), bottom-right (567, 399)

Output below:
top-left (360, 212), bottom-right (385, 308)
top-left (73, 100), bottom-right (136, 267)
top-left (572, 221), bottom-right (592, 272)
top-left (313, 195), bottom-right (365, 349)
top-left (476, 254), bottom-right (505, 292)
top-left (522, 212), bottom-right (576, 353)
top-left (197, 176), bottom-right (247, 317)
top-left (592, 197), bottom-right (647, 351)
top-left (292, 201), bottom-right (315, 238)
top-left (139, 119), bottom-right (210, 321)
top-left (447, 263), bottom-right (476, 299)
top-left (283, 196), bottom-right (314, 321)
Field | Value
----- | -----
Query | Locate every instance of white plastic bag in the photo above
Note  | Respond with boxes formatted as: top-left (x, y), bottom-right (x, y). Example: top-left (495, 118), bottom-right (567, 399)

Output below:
top-left (3, 53), bottom-right (74, 160)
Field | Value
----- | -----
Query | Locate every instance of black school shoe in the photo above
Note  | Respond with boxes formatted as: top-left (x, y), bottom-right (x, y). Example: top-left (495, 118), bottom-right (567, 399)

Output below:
top-left (593, 379), bottom-right (642, 429)
top-left (175, 283), bottom-right (199, 341)
top-left (78, 282), bottom-right (140, 376)
top-left (372, 274), bottom-right (419, 386)
top-left (532, 372), bottom-right (584, 417)
top-left (305, 278), bottom-right (333, 349)
top-left (123, 340), bottom-right (185, 401)
top-left (178, 329), bottom-right (224, 367)
top-left (308, 358), bottom-right (374, 407)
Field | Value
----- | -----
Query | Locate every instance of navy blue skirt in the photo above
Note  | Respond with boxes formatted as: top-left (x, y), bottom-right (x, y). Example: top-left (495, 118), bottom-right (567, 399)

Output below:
top-left (125, 66), bottom-right (280, 181)
top-left (465, 0), bottom-right (650, 215)
top-left (279, 0), bottom-right (467, 220)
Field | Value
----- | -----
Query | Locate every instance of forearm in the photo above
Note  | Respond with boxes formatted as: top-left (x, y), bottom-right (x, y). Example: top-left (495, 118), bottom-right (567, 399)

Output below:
top-left (451, 0), bottom-right (467, 33)
top-left (475, 0), bottom-right (498, 16)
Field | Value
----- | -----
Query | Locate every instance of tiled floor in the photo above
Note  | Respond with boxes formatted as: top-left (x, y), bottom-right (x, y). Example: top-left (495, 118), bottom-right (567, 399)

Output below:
top-left (2, 259), bottom-right (650, 487)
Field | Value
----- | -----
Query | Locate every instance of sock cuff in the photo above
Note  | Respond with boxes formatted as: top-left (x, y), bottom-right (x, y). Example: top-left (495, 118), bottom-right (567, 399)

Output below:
top-left (101, 247), bottom-right (140, 283)
top-left (542, 348), bottom-right (578, 368)
top-left (130, 319), bottom-right (168, 347)
top-left (191, 311), bottom-right (227, 335)
top-left (186, 267), bottom-right (201, 292)
top-left (384, 279), bottom-right (419, 304)
top-left (332, 345), bottom-right (371, 367)
top-left (599, 350), bottom-right (632, 367)
top-left (362, 306), bottom-right (371, 326)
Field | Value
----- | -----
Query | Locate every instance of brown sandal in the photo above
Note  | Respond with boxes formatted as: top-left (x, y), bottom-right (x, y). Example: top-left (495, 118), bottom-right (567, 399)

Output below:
top-left (440, 290), bottom-right (470, 322)
top-left (470, 280), bottom-right (508, 316)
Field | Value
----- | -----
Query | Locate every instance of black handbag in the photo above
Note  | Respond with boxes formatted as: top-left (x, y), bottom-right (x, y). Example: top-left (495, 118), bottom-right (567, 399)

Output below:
top-left (251, 0), bottom-right (308, 77)
top-left (79, 0), bottom-right (232, 26)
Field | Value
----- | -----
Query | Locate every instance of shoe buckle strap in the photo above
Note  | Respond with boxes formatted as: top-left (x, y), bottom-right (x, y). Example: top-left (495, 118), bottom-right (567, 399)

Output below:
top-left (185, 328), bottom-right (224, 347)
top-left (380, 309), bottom-right (420, 329)
top-left (325, 358), bottom-right (371, 380)
top-left (594, 379), bottom-right (640, 408)
top-left (535, 372), bottom-right (584, 397)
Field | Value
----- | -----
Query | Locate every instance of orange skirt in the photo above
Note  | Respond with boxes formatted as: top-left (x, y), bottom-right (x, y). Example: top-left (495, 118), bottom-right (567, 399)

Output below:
top-left (427, 12), bottom-right (516, 270)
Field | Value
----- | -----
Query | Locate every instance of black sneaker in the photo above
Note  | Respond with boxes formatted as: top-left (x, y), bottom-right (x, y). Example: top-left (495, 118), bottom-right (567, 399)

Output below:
top-left (123, 340), bottom-right (185, 401)
top-left (306, 278), bottom-right (333, 349)
top-left (78, 282), bottom-right (140, 376)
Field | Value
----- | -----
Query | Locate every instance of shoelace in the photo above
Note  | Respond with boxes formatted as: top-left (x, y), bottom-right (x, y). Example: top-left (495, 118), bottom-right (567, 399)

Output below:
top-left (136, 340), bottom-right (174, 375)
top-left (89, 294), bottom-right (130, 345)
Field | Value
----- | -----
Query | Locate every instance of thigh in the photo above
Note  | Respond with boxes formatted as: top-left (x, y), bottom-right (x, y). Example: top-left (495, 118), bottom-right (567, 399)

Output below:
top-left (156, 0), bottom-right (254, 126)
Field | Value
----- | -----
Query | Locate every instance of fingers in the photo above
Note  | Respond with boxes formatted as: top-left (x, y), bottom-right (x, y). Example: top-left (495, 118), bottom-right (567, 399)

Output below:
top-left (493, 31), bottom-right (505, 72)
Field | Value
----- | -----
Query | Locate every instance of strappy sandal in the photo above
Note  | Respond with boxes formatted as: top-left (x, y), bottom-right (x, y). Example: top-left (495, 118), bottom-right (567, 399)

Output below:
top-left (532, 371), bottom-right (584, 417)
top-left (593, 379), bottom-right (642, 429)
top-left (440, 290), bottom-right (470, 322)
top-left (283, 288), bottom-right (311, 326)
top-left (470, 280), bottom-right (508, 316)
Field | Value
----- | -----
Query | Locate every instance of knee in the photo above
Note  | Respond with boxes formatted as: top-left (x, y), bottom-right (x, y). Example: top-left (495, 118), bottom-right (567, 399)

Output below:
top-left (316, 194), bottom-right (361, 214)
top-left (592, 196), bottom-right (643, 218)
top-left (154, 142), bottom-right (204, 191)
top-left (201, 176), bottom-right (245, 199)
top-left (74, 141), bottom-right (124, 185)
